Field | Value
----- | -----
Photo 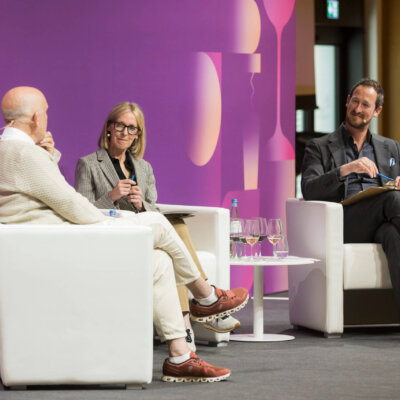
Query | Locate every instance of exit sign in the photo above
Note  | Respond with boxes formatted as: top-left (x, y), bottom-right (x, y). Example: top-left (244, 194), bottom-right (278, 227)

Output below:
top-left (327, 0), bottom-right (339, 20)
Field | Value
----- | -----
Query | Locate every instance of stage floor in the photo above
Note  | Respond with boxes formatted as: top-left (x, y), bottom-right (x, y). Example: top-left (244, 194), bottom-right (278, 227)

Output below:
top-left (2, 293), bottom-right (400, 400)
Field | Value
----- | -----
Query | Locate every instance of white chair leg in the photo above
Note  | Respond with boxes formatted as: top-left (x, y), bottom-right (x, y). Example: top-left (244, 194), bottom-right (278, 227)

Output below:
top-left (126, 384), bottom-right (144, 390)
top-left (9, 386), bottom-right (27, 390)
top-left (324, 332), bottom-right (342, 339)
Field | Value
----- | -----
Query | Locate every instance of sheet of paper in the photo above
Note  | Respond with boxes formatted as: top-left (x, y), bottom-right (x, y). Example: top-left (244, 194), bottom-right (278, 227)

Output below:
top-left (341, 185), bottom-right (398, 206)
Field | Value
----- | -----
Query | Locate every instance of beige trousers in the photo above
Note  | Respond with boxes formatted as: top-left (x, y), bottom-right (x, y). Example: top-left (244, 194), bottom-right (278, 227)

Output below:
top-left (168, 218), bottom-right (207, 312)
top-left (103, 211), bottom-right (201, 341)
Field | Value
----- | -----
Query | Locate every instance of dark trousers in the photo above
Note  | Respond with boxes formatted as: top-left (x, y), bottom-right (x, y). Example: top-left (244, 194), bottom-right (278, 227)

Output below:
top-left (344, 191), bottom-right (400, 310)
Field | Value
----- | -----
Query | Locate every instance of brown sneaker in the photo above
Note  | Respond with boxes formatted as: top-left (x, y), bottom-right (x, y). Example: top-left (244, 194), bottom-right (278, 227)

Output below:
top-left (190, 285), bottom-right (249, 323)
top-left (162, 352), bottom-right (231, 383)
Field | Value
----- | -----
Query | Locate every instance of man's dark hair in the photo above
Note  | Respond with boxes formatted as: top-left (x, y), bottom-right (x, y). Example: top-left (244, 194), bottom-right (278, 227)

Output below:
top-left (349, 78), bottom-right (384, 109)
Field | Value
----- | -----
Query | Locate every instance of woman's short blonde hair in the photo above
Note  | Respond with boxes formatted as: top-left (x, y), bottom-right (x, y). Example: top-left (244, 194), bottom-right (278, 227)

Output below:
top-left (98, 101), bottom-right (146, 158)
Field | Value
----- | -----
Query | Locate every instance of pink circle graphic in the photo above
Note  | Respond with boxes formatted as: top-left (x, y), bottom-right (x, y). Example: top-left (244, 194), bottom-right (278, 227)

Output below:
top-left (187, 52), bottom-right (222, 166)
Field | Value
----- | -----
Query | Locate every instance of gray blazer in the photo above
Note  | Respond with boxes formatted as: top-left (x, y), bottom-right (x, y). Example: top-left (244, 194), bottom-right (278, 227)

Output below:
top-left (301, 124), bottom-right (400, 202)
top-left (74, 148), bottom-right (158, 212)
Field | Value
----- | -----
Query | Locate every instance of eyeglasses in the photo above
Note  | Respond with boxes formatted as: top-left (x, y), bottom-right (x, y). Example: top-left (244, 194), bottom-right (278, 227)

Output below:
top-left (113, 121), bottom-right (140, 136)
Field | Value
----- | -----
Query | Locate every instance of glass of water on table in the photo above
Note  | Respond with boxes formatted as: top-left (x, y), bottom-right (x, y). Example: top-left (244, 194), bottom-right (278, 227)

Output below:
top-left (274, 235), bottom-right (289, 258)
top-left (230, 218), bottom-right (243, 258)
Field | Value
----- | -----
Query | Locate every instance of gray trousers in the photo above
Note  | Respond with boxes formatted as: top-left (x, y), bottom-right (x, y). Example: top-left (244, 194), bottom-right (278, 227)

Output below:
top-left (343, 191), bottom-right (400, 310)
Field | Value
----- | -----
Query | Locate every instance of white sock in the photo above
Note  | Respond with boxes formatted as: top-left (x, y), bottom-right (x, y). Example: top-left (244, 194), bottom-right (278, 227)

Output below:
top-left (169, 351), bottom-right (191, 364)
top-left (196, 286), bottom-right (218, 306)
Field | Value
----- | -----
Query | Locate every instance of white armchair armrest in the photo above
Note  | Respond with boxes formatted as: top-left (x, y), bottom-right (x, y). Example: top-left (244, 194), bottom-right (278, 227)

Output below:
top-left (157, 204), bottom-right (230, 289)
top-left (286, 198), bottom-right (344, 335)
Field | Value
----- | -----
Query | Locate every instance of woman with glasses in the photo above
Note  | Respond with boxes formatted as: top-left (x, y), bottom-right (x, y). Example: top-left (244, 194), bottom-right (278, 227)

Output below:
top-left (74, 102), bottom-right (240, 351)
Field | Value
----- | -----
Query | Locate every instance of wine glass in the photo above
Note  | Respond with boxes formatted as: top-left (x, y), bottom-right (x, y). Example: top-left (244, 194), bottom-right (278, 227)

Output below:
top-left (244, 219), bottom-right (260, 261)
top-left (267, 218), bottom-right (283, 258)
top-left (257, 217), bottom-right (268, 258)
top-left (236, 218), bottom-right (246, 258)
top-left (239, 221), bottom-right (248, 258)
top-left (230, 218), bottom-right (243, 258)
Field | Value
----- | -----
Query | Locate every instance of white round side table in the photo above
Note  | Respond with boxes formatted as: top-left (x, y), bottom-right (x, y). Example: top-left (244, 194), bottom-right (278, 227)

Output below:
top-left (230, 256), bottom-right (316, 342)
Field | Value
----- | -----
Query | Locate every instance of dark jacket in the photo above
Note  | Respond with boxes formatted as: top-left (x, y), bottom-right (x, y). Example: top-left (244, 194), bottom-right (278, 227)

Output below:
top-left (301, 124), bottom-right (400, 202)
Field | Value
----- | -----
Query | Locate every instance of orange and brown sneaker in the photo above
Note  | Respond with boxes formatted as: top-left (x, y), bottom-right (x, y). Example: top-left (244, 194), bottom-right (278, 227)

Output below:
top-left (162, 352), bottom-right (231, 383)
top-left (190, 285), bottom-right (249, 323)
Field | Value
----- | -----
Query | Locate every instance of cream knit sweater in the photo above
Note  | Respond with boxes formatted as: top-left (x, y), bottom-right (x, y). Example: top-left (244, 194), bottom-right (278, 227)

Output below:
top-left (0, 140), bottom-right (106, 224)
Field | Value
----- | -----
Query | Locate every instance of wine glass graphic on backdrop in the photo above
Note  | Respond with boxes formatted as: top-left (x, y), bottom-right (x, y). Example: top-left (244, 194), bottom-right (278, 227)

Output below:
top-left (262, 0), bottom-right (296, 161)
top-left (244, 219), bottom-right (260, 261)
top-left (267, 218), bottom-right (283, 257)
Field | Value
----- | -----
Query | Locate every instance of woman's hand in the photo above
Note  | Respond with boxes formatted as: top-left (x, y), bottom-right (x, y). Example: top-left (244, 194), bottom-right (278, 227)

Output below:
top-left (109, 179), bottom-right (134, 202)
top-left (127, 182), bottom-right (143, 211)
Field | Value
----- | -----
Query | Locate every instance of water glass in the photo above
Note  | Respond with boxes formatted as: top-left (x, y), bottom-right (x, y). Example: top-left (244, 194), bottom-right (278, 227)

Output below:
top-left (230, 218), bottom-right (243, 258)
top-left (235, 218), bottom-right (246, 258)
top-left (274, 235), bottom-right (289, 258)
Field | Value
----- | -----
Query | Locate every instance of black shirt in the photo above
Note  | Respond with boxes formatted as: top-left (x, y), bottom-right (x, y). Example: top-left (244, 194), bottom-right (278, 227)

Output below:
top-left (108, 151), bottom-right (135, 180)
top-left (342, 127), bottom-right (380, 199)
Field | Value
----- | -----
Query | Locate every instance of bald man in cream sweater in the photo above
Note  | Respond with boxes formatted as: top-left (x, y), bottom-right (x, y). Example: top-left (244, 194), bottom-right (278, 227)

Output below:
top-left (0, 87), bottom-right (248, 383)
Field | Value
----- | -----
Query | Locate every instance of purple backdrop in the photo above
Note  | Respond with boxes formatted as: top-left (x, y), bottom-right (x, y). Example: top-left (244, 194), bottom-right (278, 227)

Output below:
top-left (0, 0), bottom-right (295, 294)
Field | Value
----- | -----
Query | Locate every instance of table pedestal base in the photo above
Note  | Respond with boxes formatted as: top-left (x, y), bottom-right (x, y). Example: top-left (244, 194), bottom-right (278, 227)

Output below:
top-left (230, 257), bottom-right (316, 344)
top-left (230, 264), bottom-right (295, 342)
top-left (230, 333), bottom-right (295, 342)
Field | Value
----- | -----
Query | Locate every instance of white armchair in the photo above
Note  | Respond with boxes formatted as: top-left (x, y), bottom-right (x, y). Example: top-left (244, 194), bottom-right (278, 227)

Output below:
top-left (0, 224), bottom-right (154, 389)
top-left (0, 204), bottom-right (230, 389)
top-left (157, 204), bottom-right (230, 287)
top-left (286, 198), bottom-right (399, 337)
top-left (157, 204), bottom-right (231, 344)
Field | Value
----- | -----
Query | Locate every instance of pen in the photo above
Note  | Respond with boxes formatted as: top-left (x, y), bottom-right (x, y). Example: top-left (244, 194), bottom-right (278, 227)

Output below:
top-left (377, 172), bottom-right (395, 181)
top-left (130, 174), bottom-right (137, 186)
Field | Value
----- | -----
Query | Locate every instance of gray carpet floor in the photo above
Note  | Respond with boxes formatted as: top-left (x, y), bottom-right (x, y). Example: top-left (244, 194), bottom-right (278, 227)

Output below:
top-left (1, 295), bottom-right (399, 400)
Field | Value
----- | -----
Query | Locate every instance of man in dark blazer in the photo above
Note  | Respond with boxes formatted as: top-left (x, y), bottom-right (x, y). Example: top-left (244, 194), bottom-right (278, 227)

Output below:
top-left (301, 78), bottom-right (400, 310)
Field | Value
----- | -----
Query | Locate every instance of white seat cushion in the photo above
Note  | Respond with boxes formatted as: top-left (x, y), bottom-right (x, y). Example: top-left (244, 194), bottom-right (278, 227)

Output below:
top-left (343, 243), bottom-right (392, 289)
